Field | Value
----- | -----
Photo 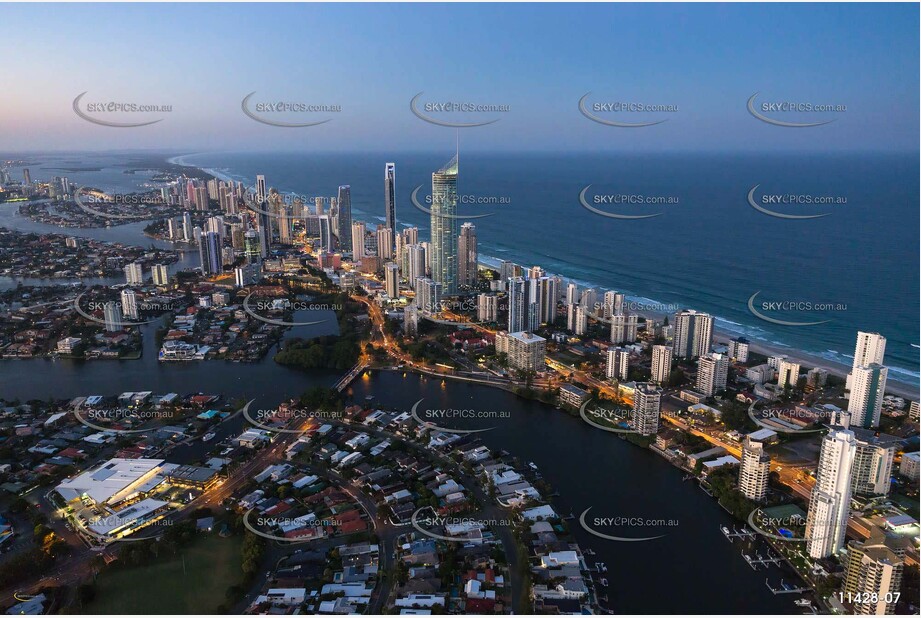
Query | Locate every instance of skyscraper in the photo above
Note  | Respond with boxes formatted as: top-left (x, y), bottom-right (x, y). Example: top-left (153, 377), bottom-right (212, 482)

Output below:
top-left (351, 221), bottom-right (366, 259)
top-left (527, 276), bottom-right (541, 332)
top-left (384, 163), bottom-right (396, 242)
top-left (318, 215), bottom-right (334, 253)
top-left (651, 345), bottom-right (673, 385)
top-left (852, 331), bottom-right (887, 369)
top-left (407, 244), bottom-right (426, 289)
top-left (848, 363), bottom-right (888, 428)
top-left (538, 276), bottom-right (558, 323)
top-left (182, 212), bottom-right (193, 241)
top-left (843, 531), bottom-right (906, 615)
top-left (603, 291), bottom-right (625, 318)
top-left (120, 289), bottom-right (139, 320)
top-left (251, 176), bottom-right (271, 258)
top-left (376, 226), bottom-right (394, 260)
top-left (458, 222), bottom-right (478, 288)
top-left (633, 383), bottom-right (662, 436)
top-left (255, 174), bottom-right (267, 206)
top-left (276, 204), bottom-right (292, 244)
top-left (728, 337), bottom-right (750, 363)
top-left (496, 331), bottom-right (546, 372)
top-left (739, 435), bottom-right (771, 501)
top-left (257, 209), bottom-right (272, 258)
top-left (499, 260), bottom-right (519, 281)
top-left (580, 288), bottom-right (597, 313)
top-left (167, 217), bottom-right (180, 240)
top-left (777, 360), bottom-right (801, 390)
top-left (609, 314), bottom-right (638, 344)
top-left (206, 215), bottom-right (225, 245)
top-left (696, 352), bottom-right (729, 396)
top-left (152, 264), bottom-right (169, 287)
top-left (568, 304), bottom-right (588, 335)
top-left (805, 428), bottom-right (857, 559)
top-left (417, 278), bottom-right (441, 314)
top-left (565, 282), bottom-right (579, 306)
top-left (673, 309), bottom-right (714, 359)
top-left (194, 186), bottom-right (209, 211)
top-left (606, 347), bottom-right (629, 381)
top-left (507, 276), bottom-right (527, 333)
top-left (850, 427), bottom-right (898, 498)
top-left (477, 294), bottom-right (498, 323)
top-left (430, 155), bottom-right (459, 295)
top-left (337, 185), bottom-right (352, 252)
top-left (199, 231), bottom-right (222, 275)
top-left (243, 230), bottom-right (261, 264)
top-left (124, 262), bottom-right (144, 286)
top-left (846, 331), bottom-right (887, 400)
top-left (103, 301), bottom-right (121, 332)
top-left (395, 232), bottom-right (406, 272)
top-left (403, 303), bottom-right (419, 337)
top-left (384, 262), bottom-right (400, 299)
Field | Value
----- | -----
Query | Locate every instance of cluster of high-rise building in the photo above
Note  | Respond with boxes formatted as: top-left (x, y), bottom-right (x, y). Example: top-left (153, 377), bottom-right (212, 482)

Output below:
top-left (797, 402), bottom-right (906, 613)
top-left (164, 171), bottom-right (361, 281)
top-left (47, 175), bottom-right (73, 200)
top-left (377, 155), bottom-right (489, 322)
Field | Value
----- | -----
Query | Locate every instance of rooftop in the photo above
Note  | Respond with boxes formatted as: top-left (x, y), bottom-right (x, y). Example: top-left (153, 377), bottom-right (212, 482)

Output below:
top-left (56, 458), bottom-right (166, 505)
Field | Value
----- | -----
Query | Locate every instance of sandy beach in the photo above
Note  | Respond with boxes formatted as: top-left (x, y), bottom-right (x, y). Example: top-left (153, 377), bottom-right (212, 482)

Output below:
top-left (718, 330), bottom-right (918, 400)
top-left (174, 156), bottom-right (919, 403)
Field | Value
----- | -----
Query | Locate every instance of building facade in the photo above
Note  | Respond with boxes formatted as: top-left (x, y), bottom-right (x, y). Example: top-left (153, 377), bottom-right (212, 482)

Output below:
top-left (805, 428), bottom-right (857, 559)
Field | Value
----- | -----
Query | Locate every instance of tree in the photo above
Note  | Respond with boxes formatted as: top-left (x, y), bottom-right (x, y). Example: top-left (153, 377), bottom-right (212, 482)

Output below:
top-left (666, 368), bottom-right (685, 387)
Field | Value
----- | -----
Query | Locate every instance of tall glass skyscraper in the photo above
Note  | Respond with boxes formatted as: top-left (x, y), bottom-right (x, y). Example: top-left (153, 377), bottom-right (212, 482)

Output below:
top-left (254, 174), bottom-right (271, 258)
top-left (384, 163), bottom-right (396, 242)
top-left (199, 231), bottom-right (222, 275)
top-left (336, 185), bottom-right (352, 252)
top-left (507, 276), bottom-right (527, 332)
top-left (430, 155), bottom-right (459, 296)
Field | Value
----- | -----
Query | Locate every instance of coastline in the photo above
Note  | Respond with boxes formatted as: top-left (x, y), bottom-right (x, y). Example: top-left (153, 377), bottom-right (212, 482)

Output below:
top-left (736, 334), bottom-right (917, 400)
top-left (168, 153), bottom-right (918, 398)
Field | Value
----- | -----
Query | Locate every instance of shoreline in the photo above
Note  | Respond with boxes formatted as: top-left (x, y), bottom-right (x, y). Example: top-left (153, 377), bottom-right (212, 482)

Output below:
top-left (737, 334), bottom-right (917, 401)
top-left (358, 369), bottom-right (808, 611)
top-left (168, 153), bottom-right (918, 397)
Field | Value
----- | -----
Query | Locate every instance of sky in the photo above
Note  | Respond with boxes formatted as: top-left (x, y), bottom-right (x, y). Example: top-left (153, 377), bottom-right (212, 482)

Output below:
top-left (1, 3), bottom-right (918, 153)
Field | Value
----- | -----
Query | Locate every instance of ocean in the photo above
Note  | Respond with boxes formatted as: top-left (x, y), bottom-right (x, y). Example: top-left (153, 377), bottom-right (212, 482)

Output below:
top-left (172, 150), bottom-right (920, 387)
top-left (3, 150), bottom-right (918, 386)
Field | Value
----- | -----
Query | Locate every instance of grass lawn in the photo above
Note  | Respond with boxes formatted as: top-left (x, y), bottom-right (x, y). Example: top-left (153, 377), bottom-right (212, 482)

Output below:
top-left (85, 534), bottom-right (244, 615)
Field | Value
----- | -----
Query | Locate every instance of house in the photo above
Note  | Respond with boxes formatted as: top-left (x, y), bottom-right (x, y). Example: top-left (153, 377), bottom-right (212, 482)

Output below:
top-left (521, 505), bottom-right (557, 521)
top-left (255, 588), bottom-right (307, 606)
top-left (394, 595), bottom-right (447, 609)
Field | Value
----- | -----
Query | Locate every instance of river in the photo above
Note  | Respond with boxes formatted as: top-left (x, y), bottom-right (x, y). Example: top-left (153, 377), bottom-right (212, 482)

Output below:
top-left (347, 370), bottom-right (801, 615)
top-left (0, 200), bottom-right (801, 614)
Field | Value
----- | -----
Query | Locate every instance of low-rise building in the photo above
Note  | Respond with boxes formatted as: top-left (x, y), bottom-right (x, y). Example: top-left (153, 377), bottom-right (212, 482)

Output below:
top-left (900, 451), bottom-right (920, 481)
top-left (559, 384), bottom-right (589, 408)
